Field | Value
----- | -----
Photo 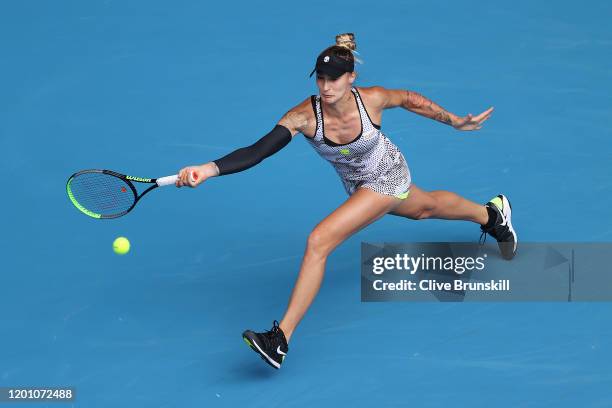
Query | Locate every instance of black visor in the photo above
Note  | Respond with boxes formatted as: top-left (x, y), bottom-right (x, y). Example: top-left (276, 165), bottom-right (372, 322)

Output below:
top-left (309, 53), bottom-right (354, 79)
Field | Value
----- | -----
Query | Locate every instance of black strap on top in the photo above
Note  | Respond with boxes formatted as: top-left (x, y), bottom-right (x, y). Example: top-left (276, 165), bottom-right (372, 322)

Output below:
top-left (316, 89), bottom-right (364, 146)
top-left (352, 88), bottom-right (381, 130)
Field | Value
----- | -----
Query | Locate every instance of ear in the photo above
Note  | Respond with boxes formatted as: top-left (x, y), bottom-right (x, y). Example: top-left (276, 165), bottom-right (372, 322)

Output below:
top-left (348, 71), bottom-right (357, 84)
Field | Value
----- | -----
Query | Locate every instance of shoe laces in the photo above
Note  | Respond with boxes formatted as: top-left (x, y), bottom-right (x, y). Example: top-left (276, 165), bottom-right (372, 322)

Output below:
top-left (268, 320), bottom-right (281, 335)
top-left (479, 230), bottom-right (488, 245)
top-left (264, 320), bottom-right (285, 346)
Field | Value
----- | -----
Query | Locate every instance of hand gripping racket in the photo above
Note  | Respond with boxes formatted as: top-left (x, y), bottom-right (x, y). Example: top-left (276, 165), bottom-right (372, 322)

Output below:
top-left (66, 169), bottom-right (197, 219)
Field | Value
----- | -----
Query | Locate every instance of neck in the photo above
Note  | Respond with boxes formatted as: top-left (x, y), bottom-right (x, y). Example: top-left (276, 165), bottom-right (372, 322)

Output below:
top-left (324, 88), bottom-right (354, 116)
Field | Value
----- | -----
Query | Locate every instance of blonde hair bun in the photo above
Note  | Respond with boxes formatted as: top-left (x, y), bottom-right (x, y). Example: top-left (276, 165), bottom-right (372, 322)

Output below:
top-left (335, 33), bottom-right (356, 51)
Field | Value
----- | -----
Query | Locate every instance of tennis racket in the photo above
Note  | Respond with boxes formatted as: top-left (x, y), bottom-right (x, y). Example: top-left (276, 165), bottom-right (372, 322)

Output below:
top-left (66, 169), bottom-right (197, 219)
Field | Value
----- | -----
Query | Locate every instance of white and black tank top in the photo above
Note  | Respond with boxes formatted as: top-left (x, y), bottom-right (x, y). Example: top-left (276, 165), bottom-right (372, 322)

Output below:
top-left (305, 87), bottom-right (411, 196)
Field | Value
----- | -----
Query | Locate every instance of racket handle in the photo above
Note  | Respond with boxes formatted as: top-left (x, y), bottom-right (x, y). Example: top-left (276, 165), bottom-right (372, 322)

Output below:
top-left (156, 171), bottom-right (199, 187)
top-left (156, 175), bottom-right (178, 186)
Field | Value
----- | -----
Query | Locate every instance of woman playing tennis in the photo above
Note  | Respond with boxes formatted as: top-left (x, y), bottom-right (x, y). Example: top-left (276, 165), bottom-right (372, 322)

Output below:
top-left (176, 33), bottom-right (517, 369)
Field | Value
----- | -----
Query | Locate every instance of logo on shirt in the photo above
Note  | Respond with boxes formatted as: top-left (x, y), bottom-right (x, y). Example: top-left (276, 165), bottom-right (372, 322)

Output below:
top-left (340, 148), bottom-right (350, 155)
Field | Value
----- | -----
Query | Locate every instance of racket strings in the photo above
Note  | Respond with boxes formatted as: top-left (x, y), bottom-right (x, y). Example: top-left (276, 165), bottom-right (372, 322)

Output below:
top-left (69, 173), bottom-right (135, 216)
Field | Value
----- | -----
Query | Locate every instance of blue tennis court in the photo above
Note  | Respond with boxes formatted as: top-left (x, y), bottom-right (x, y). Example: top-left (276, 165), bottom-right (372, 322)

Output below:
top-left (1, 1), bottom-right (611, 406)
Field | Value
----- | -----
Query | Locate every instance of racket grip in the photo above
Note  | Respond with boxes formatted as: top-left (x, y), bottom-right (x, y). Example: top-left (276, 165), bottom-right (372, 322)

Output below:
top-left (156, 171), bottom-right (198, 187)
top-left (156, 175), bottom-right (179, 187)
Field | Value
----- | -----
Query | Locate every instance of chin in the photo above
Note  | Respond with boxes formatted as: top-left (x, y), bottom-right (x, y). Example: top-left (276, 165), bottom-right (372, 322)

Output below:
top-left (323, 95), bottom-right (339, 104)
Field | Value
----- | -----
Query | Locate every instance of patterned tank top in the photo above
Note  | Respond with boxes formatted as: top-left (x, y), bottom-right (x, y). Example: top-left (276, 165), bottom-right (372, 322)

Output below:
top-left (305, 87), bottom-right (411, 197)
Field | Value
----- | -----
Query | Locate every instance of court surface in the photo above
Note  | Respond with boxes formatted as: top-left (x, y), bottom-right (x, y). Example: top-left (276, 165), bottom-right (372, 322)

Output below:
top-left (1, 1), bottom-right (611, 407)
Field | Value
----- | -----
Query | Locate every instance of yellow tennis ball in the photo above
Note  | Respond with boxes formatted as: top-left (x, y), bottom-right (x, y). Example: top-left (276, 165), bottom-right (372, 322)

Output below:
top-left (113, 237), bottom-right (130, 255)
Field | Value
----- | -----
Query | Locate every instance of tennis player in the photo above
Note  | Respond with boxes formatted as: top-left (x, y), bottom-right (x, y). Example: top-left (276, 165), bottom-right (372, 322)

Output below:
top-left (176, 33), bottom-right (517, 369)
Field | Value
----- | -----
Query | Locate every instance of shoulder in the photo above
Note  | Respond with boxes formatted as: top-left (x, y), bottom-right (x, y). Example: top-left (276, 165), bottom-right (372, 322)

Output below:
top-left (357, 86), bottom-right (406, 109)
top-left (356, 86), bottom-right (389, 109)
top-left (278, 97), bottom-right (317, 137)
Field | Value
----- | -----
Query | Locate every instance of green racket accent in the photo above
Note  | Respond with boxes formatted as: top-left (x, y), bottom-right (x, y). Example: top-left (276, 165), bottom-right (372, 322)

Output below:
top-left (66, 180), bottom-right (102, 219)
top-left (66, 169), bottom-right (177, 219)
top-left (126, 175), bottom-right (152, 182)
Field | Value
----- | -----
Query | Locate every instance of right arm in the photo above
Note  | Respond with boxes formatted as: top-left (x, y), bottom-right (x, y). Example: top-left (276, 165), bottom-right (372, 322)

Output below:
top-left (177, 98), bottom-right (313, 187)
top-left (365, 87), bottom-right (461, 126)
top-left (363, 86), bottom-right (493, 130)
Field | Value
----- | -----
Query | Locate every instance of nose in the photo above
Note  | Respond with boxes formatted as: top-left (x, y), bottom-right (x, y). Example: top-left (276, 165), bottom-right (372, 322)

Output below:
top-left (322, 79), bottom-right (332, 92)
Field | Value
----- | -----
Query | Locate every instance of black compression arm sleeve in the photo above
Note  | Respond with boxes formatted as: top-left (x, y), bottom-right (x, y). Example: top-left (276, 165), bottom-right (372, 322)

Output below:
top-left (213, 125), bottom-right (292, 176)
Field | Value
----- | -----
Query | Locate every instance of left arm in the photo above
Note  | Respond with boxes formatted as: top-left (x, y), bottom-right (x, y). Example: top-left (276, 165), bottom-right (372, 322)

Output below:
top-left (364, 86), bottom-right (494, 130)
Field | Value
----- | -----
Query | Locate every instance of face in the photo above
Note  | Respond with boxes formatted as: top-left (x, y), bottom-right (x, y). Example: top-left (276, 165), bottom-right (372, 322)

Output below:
top-left (316, 71), bottom-right (356, 104)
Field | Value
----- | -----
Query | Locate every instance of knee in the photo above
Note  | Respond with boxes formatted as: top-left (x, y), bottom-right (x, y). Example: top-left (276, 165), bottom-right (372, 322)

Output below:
top-left (306, 228), bottom-right (334, 258)
top-left (412, 197), bottom-right (438, 220)
top-left (410, 210), bottom-right (429, 220)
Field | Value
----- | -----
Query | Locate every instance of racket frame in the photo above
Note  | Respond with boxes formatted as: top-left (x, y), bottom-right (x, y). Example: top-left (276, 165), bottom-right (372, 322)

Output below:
top-left (66, 169), bottom-right (172, 219)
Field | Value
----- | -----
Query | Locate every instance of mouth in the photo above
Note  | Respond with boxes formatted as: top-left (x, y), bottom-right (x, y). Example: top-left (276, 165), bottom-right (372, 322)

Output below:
top-left (322, 94), bottom-right (333, 98)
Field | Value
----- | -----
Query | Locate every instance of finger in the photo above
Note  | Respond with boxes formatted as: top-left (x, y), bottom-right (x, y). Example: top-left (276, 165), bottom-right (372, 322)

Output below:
top-left (477, 113), bottom-right (492, 124)
top-left (475, 107), bottom-right (493, 119)
top-left (474, 112), bottom-right (492, 123)
top-left (475, 107), bottom-right (494, 121)
top-left (181, 169), bottom-right (189, 185)
top-left (474, 112), bottom-right (487, 121)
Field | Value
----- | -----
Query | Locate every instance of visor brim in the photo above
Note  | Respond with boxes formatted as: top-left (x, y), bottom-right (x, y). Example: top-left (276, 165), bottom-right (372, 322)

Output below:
top-left (308, 65), bottom-right (346, 79)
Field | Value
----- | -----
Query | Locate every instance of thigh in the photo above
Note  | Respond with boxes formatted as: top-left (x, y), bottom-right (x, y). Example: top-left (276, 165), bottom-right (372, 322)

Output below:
top-left (310, 187), bottom-right (403, 252)
top-left (388, 184), bottom-right (435, 219)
